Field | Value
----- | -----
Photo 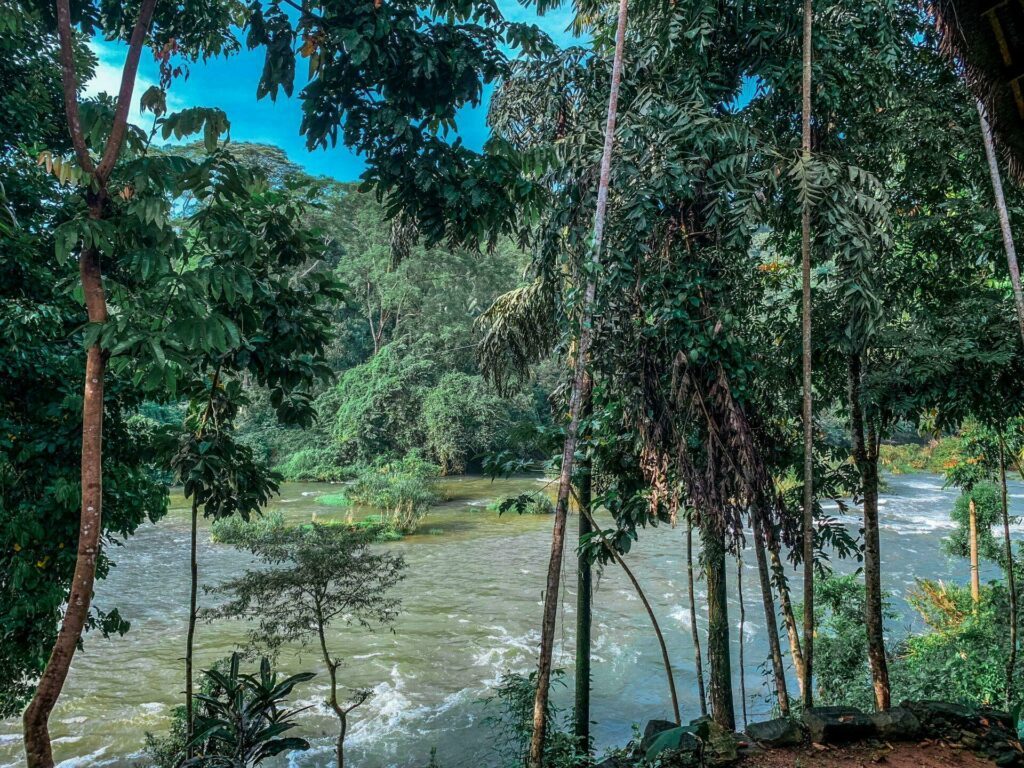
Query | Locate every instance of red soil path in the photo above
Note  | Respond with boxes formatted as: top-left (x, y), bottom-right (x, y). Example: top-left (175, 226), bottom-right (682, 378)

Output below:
top-left (740, 740), bottom-right (1000, 767)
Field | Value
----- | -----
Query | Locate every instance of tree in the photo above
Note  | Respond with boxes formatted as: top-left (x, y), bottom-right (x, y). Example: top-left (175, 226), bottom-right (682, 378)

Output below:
top-left (0, 12), bottom-right (170, 718)
top-left (703, 525), bottom-right (735, 729)
top-left (799, 0), bottom-right (817, 710)
top-left (527, 0), bottom-right (630, 762)
top-left (1, 100), bottom-right (169, 733)
top-left (977, 103), bottom-right (1024, 350)
top-left (18, 0), bottom-right (244, 761)
top-left (944, 433), bottom-right (1000, 604)
top-left (209, 524), bottom-right (406, 768)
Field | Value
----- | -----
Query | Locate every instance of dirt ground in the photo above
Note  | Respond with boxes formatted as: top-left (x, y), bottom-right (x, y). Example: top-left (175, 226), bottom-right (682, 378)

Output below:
top-left (738, 739), bottom-right (1002, 767)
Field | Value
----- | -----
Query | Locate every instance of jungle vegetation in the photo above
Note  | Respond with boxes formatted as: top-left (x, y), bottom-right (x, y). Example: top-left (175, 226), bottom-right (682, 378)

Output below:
top-left (3, 0), bottom-right (1024, 767)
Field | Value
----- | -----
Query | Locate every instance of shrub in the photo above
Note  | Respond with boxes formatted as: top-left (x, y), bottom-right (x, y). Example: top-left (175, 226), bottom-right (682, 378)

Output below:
top-left (348, 454), bottom-right (441, 533)
top-left (800, 575), bottom-right (1024, 712)
top-left (273, 447), bottom-right (348, 482)
top-left (481, 670), bottom-right (579, 768)
top-left (879, 439), bottom-right (958, 475)
top-left (487, 494), bottom-right (555, 516)
top-left (894, 581), bottom-right (1019, 708)
top-left (210, 512), bottom-right (285, 546)
top-left (184, 653), bottom-right (313, 766)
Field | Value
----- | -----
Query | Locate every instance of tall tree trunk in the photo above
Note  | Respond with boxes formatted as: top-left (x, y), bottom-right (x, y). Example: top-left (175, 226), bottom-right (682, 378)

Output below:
top-left (999, 439), bottom-right (1019, 708)
top-left (185, 497), bottom-right (200, 756)
top-left (969, 496), bottom-right (981, 605)
top-left (799, 0), bottom-right (816, 714)
top-left (23, 247), bottom-right (107, 768)
top-left (737, 554), bottom-right (748, 729)
top-left (753, 515), bottom-right (790, 716)
top-left (24, 2), bottom-right (157, 764)
top-left (528, 0), bottom-right (629, 763)
top-left (687, 515), bottom-right (708, 717)
top-left (848, 352), bottom-right (890, 711)
top-left (580, 507), bottom-right (681, 724)
top-left (573, 380), bottom-right (594, 754)
top-left (704, 524), bottom-right (735, 730)
top-left (768, 532), bottom-right (805, 699)
top-left (978, 101), bottom-right (1024, 349)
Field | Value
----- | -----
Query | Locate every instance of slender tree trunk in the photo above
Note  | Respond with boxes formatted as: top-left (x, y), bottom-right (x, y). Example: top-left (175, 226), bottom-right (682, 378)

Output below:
top-left (737, 554), bottom-right (748, 729)
top-left (969, 496), bottom-right (981, 605)
top-left (185, 497), bottom-right (200, 756)
top-left (687, 515), bottom-right (708, 717)
top-left (318, 612), bottom-right (359, 768)
top-left (337, 714), bottom-right (347, 768)
top-left (848, 353), bottom-right (890, 711)
top-left (579, 507), bottom-right (680, 723)
top-left (23, 250), bottom-right (107, 768)
top-left (999, 439), bottom-right (1019, 708)
top-left (528, 0), bottom-right (629, 763)
top-left (573, 380), bottom-right (594, 754)
top-left (768, 533), bottom-right (805, 699)
top-left (704, 524), bottom-right (735, 730)
top-left (24, 2), bottom-right (156, 764)
top-left (799, 0), bottom-right (816, 714)
top-left (978, 101), bottom-right (1024, 349)
top-left (753, 515), bottom-right (789, 715)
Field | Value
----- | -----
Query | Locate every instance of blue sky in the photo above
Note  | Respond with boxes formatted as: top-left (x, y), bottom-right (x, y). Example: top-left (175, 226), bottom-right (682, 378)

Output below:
top-left (85, 3), bottom-right (580, 182)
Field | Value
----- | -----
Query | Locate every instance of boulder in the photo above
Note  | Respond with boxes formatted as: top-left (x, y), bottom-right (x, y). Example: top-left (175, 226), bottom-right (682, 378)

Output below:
top-left (870, 706), bottom-right (922, 741)
top-left (745, 717), bottom-right (805, 748)
top-left (641, 719), bottom-right (680, 753)
top-left (644, 727), bottom-right (700, 764)
top-left (802, 706), bottom-right (876, 744)
top-left (704, 724), bottom-right (740, 766)
top-left (904, 700), bottom-right (977, 731)
top-left (688, 715), bottom-right (713, 741)
top-left (980, 708), bottom-right (1017, 732)
top-left (993, 748), bottom-right (1024, 767)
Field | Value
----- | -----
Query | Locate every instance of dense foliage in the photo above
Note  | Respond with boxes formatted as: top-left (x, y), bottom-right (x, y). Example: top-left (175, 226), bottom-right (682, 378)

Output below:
top-left (7, 0), bottom-right (1024, 764)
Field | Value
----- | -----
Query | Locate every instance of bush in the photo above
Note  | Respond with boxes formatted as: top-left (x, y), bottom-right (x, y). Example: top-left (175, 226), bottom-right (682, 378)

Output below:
top-left (894, 581), bottom-right (1019, 708)
top-left (798, 574), bottom-right (881, 711)
top-left (879, 438), bottom-right (958, 475)
top-left (210, 512), bottom-right (286, 545)
top-left (481, 670), bottom-right (579, 768)
top-left (273, 447), bottom-right (348, 482)
top-left (800, 576), bottom-right (1024, 712)
top-left (487, 494), bottom-right (555, 516)
top-left (348, 454), bottom-right (441, 533)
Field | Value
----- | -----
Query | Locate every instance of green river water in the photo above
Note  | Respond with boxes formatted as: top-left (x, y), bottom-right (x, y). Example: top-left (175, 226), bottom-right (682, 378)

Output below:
top-left (0, 472), bottom-right (1018, 767)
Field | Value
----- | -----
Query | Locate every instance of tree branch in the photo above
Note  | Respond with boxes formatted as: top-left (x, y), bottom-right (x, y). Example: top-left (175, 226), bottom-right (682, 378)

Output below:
top-left (55, 0), bottom-right (95, 174)
top-left (95, 0), bottom-right (159, 182)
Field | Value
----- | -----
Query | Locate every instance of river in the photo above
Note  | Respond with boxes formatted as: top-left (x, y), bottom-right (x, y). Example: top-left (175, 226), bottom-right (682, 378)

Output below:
top-left (0, 473), bottom-right (1019, 767)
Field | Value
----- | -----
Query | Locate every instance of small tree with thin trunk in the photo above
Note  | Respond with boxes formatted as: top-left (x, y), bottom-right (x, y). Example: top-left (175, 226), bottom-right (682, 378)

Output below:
top-left (209, 524), bottom-right (405, 768)
top-left (944, 426), bottom-right (1001, 606)
top-left (799, 0), bottom-right (817, 713)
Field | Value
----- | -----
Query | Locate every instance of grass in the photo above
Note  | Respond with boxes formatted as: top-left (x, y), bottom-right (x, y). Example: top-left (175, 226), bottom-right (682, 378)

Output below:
top-left (316, 492), bottom-right (352, 507)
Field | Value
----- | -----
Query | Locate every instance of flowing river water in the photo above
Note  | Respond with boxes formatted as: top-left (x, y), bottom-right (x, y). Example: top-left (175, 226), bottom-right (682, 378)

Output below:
top-left (1, 472), bottom-right (1020, 767)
